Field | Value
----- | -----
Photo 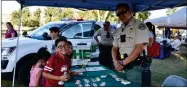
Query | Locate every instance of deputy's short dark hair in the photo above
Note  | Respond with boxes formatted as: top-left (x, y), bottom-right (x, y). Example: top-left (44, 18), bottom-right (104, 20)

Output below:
top-left (116, 3), bottom-right (130, 10)
top-left (55, 38), bottom-right (67, 47)
top-left (49, 27), bottom-right (59, 33)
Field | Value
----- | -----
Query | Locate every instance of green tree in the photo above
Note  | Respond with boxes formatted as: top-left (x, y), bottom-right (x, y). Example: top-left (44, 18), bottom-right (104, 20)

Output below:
top-left (135, 11), bottom-right (151, 22)
top-left (22, 8), bottom-right (31, 26)
top-left (78, 10), bottom-right (97, 20)
top-left (44, 7), bottom-right (65, 23)
top-left (106, 11), bottom-right (118, 23)
top-left (51, 8), bottom-right (62, 21)
top-left (44, 7), bottom-right (53, 23)
top-left (33, 8), bottom-right (41, 27)
top-left (61, 8), bottom-right (74, 19)
top-left (166, 8), bottom-right (178, 16)
top-left (11, 10), bottom-right (19, 25)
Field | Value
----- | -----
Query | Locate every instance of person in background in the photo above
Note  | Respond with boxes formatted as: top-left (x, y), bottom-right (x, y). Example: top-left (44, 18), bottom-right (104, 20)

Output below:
top-left (94, 21), bottom-right (114, 69)
top-left (66, 41), bottom-right (73, 58)
top-left (29, 47), bottom-right (51, 87)
top-left (165, 28), bottom-right (171, 39)
top-left (5, 22), bottom-right (18, 38)
top-left (169, 35), bottom-right (182, 51)
top-left (49, 27), bottom-right (67, 54)
top-left (145, 22), bottom-right (155, 47)
top-left (146, 22), bottom-right (160, 58)
top-left (42, 38), bottom-right (71, 87)
top-left (66, 41), bottom-right (79, 76)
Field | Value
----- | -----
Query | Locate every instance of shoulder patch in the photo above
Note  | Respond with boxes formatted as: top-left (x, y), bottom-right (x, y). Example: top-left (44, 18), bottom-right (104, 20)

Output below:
top-left (138, 23), bottom-right (146, 30)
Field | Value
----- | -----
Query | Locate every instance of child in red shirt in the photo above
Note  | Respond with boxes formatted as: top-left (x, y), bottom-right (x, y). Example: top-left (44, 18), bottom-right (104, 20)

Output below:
top-left (42, 38), bottom-right (71, 87)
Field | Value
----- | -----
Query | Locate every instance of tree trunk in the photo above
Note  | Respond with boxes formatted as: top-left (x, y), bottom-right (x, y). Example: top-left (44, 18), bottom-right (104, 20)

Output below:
top-left (103, 11), bottom-right (110, 21)
top-left (97, 10), bottom-right (100, 21)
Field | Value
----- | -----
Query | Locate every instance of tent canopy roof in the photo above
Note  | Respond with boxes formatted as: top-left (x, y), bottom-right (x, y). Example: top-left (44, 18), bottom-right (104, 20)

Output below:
top-left (145, 7), bottom-right (187, 29)
top-left (15, 0), bottom-right (187, 12)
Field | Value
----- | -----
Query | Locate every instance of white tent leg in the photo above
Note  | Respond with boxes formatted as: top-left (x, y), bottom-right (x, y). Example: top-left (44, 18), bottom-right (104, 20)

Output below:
top-left (12, 4), bottom-right (23, 87)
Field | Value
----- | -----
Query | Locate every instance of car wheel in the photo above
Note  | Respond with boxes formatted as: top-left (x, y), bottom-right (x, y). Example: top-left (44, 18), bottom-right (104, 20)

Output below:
top-left (18, 66), bottom-right (31, 86)
top-left (17, 54), bottom-right (38, 86)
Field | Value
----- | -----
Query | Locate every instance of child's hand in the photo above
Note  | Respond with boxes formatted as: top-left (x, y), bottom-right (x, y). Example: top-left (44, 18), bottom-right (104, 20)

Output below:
top-left (59, 75), bottom-right (70, 81)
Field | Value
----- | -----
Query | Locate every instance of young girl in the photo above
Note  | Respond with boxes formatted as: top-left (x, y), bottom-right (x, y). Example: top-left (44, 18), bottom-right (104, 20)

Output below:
top-left (66, 41), bottom-right (79, 76)
top-left (66, 41), bottom-right (73, 57)
top-left (29, 47), bottom-right (51, 87)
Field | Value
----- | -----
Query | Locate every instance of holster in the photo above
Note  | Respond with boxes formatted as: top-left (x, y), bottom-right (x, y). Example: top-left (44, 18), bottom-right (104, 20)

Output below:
top-left (117, 50), bottom-right (152, 70)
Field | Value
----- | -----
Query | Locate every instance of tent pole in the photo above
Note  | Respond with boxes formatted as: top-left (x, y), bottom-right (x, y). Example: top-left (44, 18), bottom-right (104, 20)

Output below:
top-left (12, 3), bottom-right (23, 87)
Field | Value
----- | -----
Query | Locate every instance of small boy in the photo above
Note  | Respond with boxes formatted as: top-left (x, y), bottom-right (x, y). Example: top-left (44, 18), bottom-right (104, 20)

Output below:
top-left (42, 38), bottom-right (71, 87)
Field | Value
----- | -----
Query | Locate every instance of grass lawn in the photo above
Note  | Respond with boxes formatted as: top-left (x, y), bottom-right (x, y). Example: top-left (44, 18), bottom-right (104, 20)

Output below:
top-left (151, 54), bottom-right (187, 86)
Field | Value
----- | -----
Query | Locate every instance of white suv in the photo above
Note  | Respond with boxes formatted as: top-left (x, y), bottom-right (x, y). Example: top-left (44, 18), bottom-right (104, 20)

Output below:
top-left (1, 20), bottom-right (117, 85)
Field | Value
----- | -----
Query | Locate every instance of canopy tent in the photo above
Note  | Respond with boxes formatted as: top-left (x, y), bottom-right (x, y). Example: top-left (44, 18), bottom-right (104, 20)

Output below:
top-left (15, 0), bottom-right (187, 12)
top-left (145, 7), bottom-right (187, 29)
top-left (10, 0), bottom-right (187, 86)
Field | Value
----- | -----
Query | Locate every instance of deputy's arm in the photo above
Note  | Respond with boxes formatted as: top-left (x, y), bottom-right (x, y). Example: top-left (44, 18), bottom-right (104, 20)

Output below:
top-left (112, 46), bottom-right (119, 63)
top-left (94, 36), bottom-right (100, 44)
top-left (94, 29), bottom-right (101, 44)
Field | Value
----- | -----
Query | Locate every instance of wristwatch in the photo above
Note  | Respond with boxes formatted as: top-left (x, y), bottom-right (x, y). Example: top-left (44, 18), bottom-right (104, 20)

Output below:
top-left (119, 60), bottom-right (124, 66)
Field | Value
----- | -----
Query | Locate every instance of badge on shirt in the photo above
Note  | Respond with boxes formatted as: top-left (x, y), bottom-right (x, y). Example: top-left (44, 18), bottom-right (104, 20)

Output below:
top-left (138, 23), bottom-right (146, 30)
top-left (129, 28), bottom-right (135, 33)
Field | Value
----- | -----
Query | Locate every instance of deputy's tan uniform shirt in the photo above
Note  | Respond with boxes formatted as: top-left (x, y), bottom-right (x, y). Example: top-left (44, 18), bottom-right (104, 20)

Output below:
top-left (94, 28), bottom-right (114, 46)
top-left (113, 17), bottom-right (149, 56)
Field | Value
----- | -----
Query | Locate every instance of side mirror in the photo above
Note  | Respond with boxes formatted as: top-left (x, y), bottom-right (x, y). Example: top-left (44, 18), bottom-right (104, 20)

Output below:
top-left (42, 32), bottom-right (51, 40)
top-left (22, 31), bottom-right (28, 37)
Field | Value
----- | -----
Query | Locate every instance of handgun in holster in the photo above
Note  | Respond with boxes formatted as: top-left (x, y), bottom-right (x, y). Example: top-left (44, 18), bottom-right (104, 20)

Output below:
top-left (117, 52), bottom-right (134, 70)
top-left (134, 50), bottom-right (152, 67)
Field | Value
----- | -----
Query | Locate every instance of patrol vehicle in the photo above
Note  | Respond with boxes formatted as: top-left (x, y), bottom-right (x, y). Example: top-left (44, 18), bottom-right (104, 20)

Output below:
top-left (2, 19), bottom-right (117, 85)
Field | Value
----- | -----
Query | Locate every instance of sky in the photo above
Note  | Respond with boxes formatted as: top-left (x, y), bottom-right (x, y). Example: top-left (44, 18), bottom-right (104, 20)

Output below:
top-left (1, 1), bottom-right (176, 19)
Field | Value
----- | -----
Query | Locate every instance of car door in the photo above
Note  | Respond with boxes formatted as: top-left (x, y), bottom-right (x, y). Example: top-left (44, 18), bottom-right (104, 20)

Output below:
top-left (61, 22), bottom-right (94, 59)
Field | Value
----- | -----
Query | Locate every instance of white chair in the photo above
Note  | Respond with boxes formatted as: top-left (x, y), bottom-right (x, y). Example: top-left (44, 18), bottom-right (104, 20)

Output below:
top-left (162, 75), bottom-right (187, 87)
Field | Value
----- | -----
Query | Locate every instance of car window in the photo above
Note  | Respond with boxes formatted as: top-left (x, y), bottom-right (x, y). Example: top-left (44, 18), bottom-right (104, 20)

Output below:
top-left (62, 22), bottom-right (93, 38)
top-left (31, 23), bottom-right (64, 36)
top-left (62, 23), bottom-right (82, 38)
top-left (82, 22), bottom-right (93, 38)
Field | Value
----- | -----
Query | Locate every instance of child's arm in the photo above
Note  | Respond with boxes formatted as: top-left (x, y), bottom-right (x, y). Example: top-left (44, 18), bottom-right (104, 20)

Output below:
top-left (36, 70), bottom-right (42, 86)
top-left (43, 72), bottom-right (69, 81)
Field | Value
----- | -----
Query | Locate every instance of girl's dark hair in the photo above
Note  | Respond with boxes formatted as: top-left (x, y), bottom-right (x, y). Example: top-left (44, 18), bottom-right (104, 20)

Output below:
top-left (37, 47), bottom-right (51, 61)
top-left (145, 22), bottom-right (156, 36)
top-left (6, 22), bottom-right (14, 29)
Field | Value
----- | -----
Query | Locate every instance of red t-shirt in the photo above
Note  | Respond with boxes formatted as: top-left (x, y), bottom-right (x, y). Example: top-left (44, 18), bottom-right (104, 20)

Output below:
top-left (43, 52), bottom-right (71, 87)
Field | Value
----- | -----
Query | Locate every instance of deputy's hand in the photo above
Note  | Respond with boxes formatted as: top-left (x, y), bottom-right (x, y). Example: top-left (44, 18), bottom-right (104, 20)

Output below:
top-left (114, 60), bottom-right (124, 71)
top-left (59, 75), bottom-right (70, 81)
